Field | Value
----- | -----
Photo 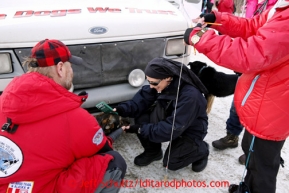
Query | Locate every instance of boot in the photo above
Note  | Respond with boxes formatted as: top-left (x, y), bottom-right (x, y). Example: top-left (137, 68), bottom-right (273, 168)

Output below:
top-left (238, 154), bottom-right (246, 165)
top-left (192, 142), bottom-right (209, 172)
top-left (212, 132), bottom-right (239, 150)
top-left (192, 155), bottom-right (208, 172)
top-left (134, 150), bottom-right (163, 166)
top-left (228, 184), bottom-right (239, 193)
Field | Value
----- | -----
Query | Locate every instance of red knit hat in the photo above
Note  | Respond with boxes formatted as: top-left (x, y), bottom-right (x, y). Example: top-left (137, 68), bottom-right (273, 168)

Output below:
top-left (31, 39), bottom-right (83, 67)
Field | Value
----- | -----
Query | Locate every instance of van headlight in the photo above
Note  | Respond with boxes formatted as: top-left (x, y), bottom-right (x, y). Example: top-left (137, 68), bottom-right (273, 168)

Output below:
top-left (165, 38), bottom-right (186, 56)
top-left (0, 53), bottom-right (12, 74)
top-left (128, 69), bottom-right (145, 87)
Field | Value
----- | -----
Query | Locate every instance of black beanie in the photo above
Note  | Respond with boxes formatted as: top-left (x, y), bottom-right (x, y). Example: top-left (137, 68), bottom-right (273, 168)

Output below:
top-left (145, 63), bottom-right (172, 79)
top-left (145, 57), bottom-right (208, 95)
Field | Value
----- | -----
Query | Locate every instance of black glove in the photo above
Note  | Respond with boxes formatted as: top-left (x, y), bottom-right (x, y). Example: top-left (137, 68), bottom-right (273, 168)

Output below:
top-left (124, 125), bottom-right (139, 133)
top-left (202, 13), bottom-right (216, 27)
top-left (184, 23), bottom-right (202, 45)
top-left (115, 106), bottom-right (125, 116)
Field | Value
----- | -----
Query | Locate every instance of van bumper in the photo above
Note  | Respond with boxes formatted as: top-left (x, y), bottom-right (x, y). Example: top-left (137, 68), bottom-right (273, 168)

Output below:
top-left (75, 83), bottom-right (145, 109)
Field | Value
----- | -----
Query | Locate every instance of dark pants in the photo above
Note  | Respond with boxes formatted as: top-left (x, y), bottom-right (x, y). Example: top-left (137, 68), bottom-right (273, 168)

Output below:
top-left (241, 130), bottom-right (285, 193)
top-left (163, 136), bottom-right (209, 171)
top-left (136, 134), bottom-right (209, 171)
top-left (226, 100), bottom-right (243, 136)
top-left (135, 103), bottom-right (209, 171)
top-left (95, 151), bottom-right (127, 193)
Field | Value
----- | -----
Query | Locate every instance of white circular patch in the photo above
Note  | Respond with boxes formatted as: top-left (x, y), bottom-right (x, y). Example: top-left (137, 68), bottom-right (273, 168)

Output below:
top-left (92, 129), bottom-right (104, 145)
top-left (0, 136), bottom-right (23, 177)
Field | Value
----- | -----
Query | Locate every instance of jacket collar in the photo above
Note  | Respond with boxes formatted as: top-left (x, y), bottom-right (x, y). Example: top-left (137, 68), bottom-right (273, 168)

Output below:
top-left (158, 76), bottom-right (182, 100)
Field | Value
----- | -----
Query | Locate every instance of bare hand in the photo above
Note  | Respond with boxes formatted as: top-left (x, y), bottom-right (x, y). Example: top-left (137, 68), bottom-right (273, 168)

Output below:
top-left (121, 125), bottom-right (129, 131)
top-left (197, 17), bottom-right (207, 27)
top-left (192, 17), bottom-right (200, 23)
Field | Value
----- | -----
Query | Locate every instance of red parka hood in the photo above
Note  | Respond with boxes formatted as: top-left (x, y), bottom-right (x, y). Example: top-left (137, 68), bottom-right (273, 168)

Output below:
top-left (0, 72), bottom-right (87, 125)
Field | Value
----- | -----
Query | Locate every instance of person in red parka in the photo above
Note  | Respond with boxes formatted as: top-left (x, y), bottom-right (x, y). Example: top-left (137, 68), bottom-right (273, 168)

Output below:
top-left (184, 0), bottom-right (289, 192)
top-left (0, 39), bottom-right (126, 193)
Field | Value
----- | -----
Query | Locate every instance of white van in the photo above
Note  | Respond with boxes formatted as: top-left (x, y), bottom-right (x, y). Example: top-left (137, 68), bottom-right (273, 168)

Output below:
top-left (0, 0), bottom-right (202, 111)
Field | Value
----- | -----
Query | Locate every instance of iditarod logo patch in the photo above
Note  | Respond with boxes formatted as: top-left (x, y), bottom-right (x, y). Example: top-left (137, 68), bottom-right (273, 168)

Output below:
top-left (0, 136), bottom-right (23, 177)
top-left (92, 129), bottom-right (104, 145)
top-left (7, 181), bottom-right (34, 193)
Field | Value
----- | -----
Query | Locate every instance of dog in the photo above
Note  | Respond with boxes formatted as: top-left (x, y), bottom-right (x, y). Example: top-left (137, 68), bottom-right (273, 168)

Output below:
top-left (94, 112), bottom-right (130, 135)
top-left (188, 61), bottom-right (239, 97)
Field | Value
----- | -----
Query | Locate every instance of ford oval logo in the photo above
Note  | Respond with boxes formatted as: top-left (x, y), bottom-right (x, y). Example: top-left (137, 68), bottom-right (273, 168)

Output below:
top-left (89, 27), bottom-right (108, 35)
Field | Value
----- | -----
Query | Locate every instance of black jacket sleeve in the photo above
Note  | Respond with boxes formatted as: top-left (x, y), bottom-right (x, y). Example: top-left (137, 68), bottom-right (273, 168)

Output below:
top-left (116, 85), bottom-right (158, 117)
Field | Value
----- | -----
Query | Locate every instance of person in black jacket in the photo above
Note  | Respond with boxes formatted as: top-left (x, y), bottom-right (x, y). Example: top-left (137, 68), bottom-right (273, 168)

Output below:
top-left (114, 57), bottom-right (209, 172)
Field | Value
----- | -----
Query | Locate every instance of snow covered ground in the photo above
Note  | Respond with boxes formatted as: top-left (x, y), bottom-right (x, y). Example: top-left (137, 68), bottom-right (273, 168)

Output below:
top-left (113, 51), bottom-right (289, 193)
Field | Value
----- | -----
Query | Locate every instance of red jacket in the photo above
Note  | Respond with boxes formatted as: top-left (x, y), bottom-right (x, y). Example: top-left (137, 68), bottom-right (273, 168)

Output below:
top-left (0, 72), bottom-right (113, 192)
top-left (216, 0), bottom-right (234, 13)
top-left (194, 3), bottom-right (289, 141)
